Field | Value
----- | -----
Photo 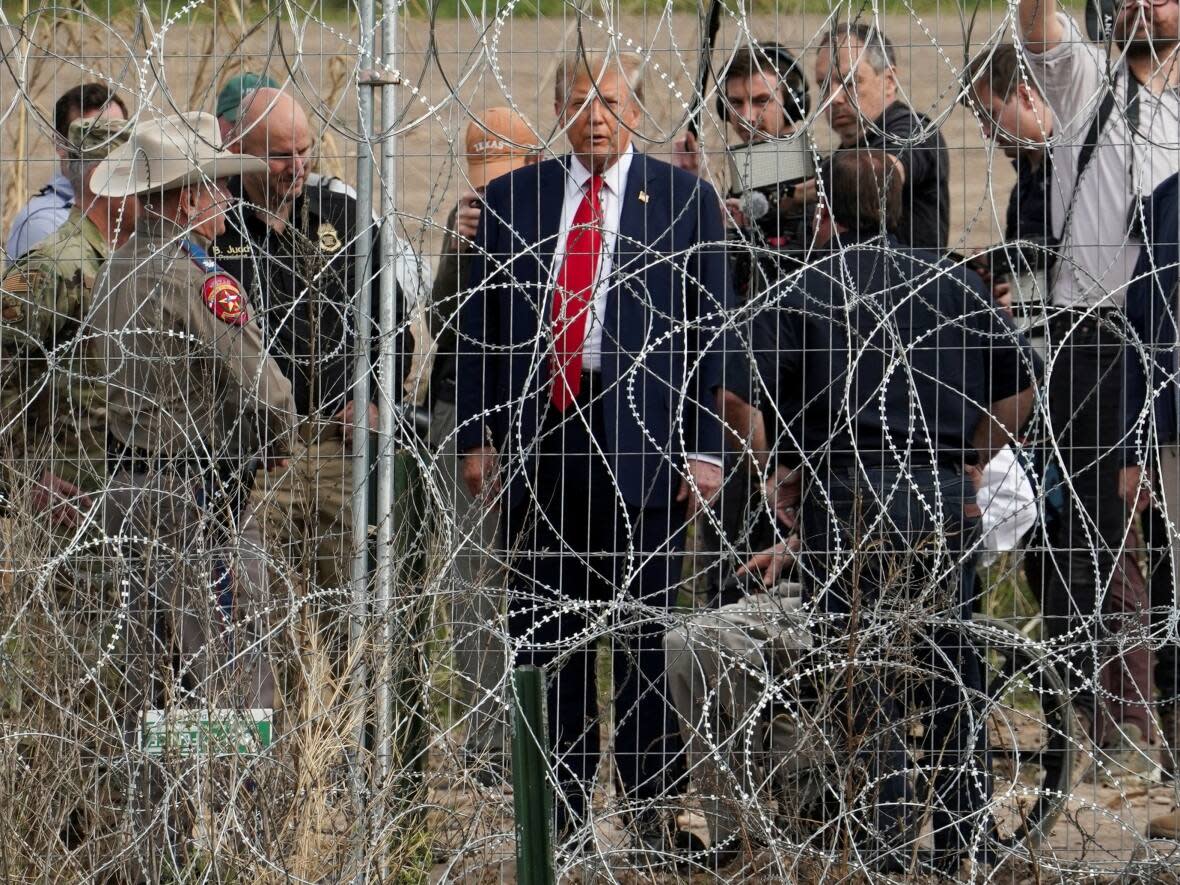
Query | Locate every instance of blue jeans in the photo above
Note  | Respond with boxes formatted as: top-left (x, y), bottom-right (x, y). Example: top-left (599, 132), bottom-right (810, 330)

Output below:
top-left (800, 462), bottom-right (990, 873)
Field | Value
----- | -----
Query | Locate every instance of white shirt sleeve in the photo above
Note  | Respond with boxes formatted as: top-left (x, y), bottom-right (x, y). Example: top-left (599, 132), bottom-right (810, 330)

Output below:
top-left (1027, 12), bottom-right (1108, 140)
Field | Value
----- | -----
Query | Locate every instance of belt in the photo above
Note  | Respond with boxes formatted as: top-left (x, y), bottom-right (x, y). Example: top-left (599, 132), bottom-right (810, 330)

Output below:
top-left (823, 453), bottom-right (965, 476)
top-left (106, 434), bottom-right (213, 476)
top-left (1048, 308), bottom-right (1127, 336)
top-left (106, 435), bottom-right (259, 513)
top-left (298, 416), bottom-right (344, 445)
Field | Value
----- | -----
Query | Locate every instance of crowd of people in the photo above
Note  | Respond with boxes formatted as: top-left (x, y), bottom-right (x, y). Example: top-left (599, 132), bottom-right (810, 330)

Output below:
top-left (6, 0), bottom-right (1180, 877)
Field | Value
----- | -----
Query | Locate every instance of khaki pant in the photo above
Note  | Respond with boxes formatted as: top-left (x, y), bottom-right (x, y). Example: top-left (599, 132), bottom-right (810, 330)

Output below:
top-left (105, 466), bottom-right (276, 881)
top-left (1156, 447), bottom-right (1180, 583)
top-left (429, 398), bottom-right (507, 756)
top-left (664, 590), bottom-right (821, 847)
top-left (250, 435), bottom-right (353, 596)
top-left (105, 467), bottom-right (276, 713)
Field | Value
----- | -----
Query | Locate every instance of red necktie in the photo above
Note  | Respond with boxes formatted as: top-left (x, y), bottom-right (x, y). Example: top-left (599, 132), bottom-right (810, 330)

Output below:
top-left (550, 174), bottom-right (604, 410)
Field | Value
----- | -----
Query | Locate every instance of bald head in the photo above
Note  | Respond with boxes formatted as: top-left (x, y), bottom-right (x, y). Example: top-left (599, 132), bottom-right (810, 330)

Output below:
top-left (231, 87), bottom-right (313, 211)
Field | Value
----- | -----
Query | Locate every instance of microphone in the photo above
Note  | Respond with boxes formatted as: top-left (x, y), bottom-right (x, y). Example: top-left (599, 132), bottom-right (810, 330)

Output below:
top-left (739, 189), bottom-right (770, 223)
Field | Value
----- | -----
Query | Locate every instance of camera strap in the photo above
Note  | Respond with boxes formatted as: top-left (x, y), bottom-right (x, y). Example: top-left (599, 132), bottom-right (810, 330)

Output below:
top-left (1052, 69), bottom-right (1138, 295)
top-left (1074, 87), bottom-right (1117, 191)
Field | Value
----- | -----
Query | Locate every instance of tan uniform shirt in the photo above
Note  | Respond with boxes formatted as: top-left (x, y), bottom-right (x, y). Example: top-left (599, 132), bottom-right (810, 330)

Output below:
top-left (93, 215), bottom-right (298, 463)
top-left (0, 209), bottom-right (112, 490)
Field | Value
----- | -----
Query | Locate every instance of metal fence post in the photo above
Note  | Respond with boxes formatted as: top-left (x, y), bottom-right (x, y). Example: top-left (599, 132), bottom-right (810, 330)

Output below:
top-left (512, 665), bottom-right (555, 885)
top-left (350, 0), bottom-right (377, 876)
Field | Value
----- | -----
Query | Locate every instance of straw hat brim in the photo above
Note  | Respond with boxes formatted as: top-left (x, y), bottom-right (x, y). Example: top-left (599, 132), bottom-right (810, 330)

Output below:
top-left (91, 151), bottom-right (270, 198)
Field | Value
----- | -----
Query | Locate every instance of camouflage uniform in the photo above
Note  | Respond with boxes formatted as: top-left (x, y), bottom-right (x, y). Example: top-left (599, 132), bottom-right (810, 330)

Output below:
top-left (0, 210), bottom-right (109, 502)
top-left (0, 120), bottom-right (130, 868)
top-left (0, 120), bottom-right (130, 705)
top-left (0, 120), bottom-right (131, 496)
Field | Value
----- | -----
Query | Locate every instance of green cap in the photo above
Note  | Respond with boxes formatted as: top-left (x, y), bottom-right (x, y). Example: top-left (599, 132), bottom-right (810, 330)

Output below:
top-left (66, 117), bottom-right (132, 161)
top-left (216, 72), bottom-right (279, 121)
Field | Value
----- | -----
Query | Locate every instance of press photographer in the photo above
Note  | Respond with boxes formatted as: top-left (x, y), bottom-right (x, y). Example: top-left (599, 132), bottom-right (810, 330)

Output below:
top-left (674, 43), bottom-right (813, 300)
top-left (671, 43), bottom-right (814, 601)
top-left (809, 23), bottom-right (950, 250)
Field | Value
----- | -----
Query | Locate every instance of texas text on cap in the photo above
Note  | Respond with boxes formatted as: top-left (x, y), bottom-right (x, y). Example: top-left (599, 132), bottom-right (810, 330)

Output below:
top-left (67, 117), bottom-right (133, 162)
top-left (464, 107), bottom-right (540, 188)
top-left (216, 72), bottom-right (280, 122)
top-left (89, 111), bottom-right (269, 198)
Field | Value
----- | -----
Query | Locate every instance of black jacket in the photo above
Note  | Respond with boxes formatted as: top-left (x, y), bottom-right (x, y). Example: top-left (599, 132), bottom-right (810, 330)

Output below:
top-left (736, 232), bottom-right (1041, 469)
top-left (214, 180), bottom-right (405, 418)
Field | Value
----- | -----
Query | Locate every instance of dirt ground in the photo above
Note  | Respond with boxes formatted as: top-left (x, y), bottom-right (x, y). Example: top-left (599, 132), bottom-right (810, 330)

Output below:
top-left (0, 6), bottom-right (1171, 882)
top-left (420, 738), bottom-right (1180, 883)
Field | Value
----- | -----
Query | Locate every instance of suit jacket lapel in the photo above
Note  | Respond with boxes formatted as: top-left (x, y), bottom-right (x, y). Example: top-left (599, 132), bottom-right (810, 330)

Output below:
top-left (605, 152), bottom-right (653, 349)
top-left (615, 152), bottom-right (649, 275)
top-left (535, 157), bottom-right (568, 288)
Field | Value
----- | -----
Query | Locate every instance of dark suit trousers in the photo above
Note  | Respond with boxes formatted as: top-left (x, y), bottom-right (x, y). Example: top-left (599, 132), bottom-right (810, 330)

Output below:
top-left (1044, 318), bottom-right (1152, 743)
top-left (802, 464), bottom-right (991, 872)
top-left (504, 385), bottom-right (687, 827)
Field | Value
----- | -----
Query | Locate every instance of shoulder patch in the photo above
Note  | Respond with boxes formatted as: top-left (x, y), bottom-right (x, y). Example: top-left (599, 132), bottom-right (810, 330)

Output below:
top-left (202, 273), bottom-right (249, 326)
top-left (1, 268), bottom-right (38, 296)
top-left (317, 222), bottom-right (342, 253)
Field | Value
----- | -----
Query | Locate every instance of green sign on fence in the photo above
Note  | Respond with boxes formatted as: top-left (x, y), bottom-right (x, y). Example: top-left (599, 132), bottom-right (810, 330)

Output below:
top-left (139, 708), bottom-right (273, 757)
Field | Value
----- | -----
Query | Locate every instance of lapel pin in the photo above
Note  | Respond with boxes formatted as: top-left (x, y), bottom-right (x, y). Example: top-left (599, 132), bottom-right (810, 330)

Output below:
top-left (638, 190), bottom-right (649, 203)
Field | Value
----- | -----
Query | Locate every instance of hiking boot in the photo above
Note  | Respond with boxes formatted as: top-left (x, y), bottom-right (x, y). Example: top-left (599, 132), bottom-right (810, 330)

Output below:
top-left (1074, 706), bottom-right (1100, 783)
top-left (1101, 723), bottom-right (1163, 785)
top-left (1160, 704), bottom-right (1180, 776)
top-left (1148, 808), bottom-right (1180, 840)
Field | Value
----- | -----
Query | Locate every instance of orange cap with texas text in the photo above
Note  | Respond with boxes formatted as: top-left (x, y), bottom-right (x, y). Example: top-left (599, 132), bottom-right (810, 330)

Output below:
top-left (465, 107), bottom-right (540, 187)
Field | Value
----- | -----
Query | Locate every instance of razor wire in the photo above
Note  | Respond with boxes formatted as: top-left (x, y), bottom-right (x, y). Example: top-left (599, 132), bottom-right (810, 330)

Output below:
top-left (0, 0), bottom-right (1176, 882)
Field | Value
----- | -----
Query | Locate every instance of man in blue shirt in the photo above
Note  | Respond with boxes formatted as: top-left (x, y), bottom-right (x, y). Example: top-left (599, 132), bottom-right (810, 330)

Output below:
top-left (5, 84), bottom-right (128, 260)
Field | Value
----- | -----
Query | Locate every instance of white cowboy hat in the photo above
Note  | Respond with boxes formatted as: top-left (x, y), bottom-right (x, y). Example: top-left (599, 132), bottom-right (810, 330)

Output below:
top-left (90, 111), bottom-right (268, 198)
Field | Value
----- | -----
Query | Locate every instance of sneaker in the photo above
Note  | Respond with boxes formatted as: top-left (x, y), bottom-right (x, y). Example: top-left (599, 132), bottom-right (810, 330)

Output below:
top-left (1100, 723), bottom-right (1163, 785)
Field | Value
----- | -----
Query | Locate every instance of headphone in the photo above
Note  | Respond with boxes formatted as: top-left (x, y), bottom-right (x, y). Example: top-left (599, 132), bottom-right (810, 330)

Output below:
top-left (1085, 0), bottom-right (1117, 42)
top-left (715, 43), bottom-right (811, 129)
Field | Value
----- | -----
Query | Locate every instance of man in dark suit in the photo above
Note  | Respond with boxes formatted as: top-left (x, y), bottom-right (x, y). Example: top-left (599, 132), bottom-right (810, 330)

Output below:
top-left (456, 51), bottom-right (733, 851)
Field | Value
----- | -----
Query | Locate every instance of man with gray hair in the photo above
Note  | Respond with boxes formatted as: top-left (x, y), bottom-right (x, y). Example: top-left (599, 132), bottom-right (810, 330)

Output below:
top-left (812, 22), bottom-right (950, 249)
top-left (458, 49), bottom-right (733, 859)
top-left (217, 88), bottom-right (411, 600)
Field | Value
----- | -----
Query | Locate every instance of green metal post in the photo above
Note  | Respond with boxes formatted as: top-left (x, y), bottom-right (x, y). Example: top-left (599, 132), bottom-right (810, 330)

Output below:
top-left (512, 665), bottom-right (555, 885)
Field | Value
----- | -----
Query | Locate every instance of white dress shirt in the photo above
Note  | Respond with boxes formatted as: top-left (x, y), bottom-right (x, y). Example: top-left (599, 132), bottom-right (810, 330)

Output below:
top-left (548, 145), bottom-right (721, 470)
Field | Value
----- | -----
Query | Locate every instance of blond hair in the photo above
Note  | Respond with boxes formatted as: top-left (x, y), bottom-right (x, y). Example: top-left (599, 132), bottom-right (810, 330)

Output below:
top-left (554, 50), bottom-right (646, 107)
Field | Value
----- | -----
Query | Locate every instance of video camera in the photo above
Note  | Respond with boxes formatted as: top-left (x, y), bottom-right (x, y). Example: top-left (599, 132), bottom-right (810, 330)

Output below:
top-left (957, 238), bottom-right (1057, 359)
top-left (726, 137), bottom-right (816, 253)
